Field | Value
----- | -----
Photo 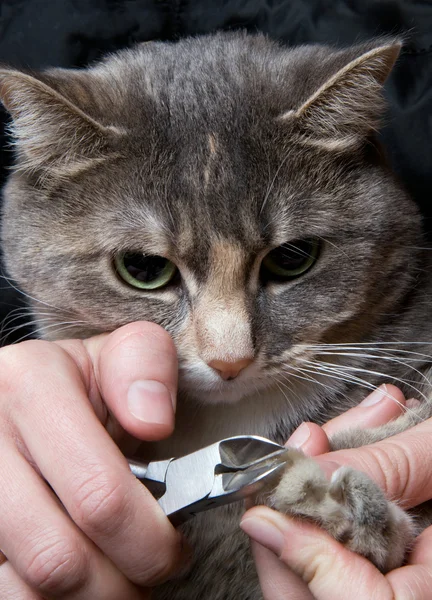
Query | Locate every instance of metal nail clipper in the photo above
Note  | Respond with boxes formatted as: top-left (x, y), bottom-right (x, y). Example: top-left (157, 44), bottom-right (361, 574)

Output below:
top-left (128, 436), bottom-right (288, 526)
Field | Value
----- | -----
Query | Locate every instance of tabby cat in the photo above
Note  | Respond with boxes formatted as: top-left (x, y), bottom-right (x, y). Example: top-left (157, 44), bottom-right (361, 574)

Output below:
top-left (1, 33), bottom-right (431, 599)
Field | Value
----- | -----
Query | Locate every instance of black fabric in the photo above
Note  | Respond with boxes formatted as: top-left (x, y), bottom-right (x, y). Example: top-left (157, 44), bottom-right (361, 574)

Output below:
top-left (0, 0), bottom-right (431, 343)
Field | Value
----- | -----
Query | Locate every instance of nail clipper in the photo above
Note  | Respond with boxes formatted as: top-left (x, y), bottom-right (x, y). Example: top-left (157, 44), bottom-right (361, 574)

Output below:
top-left (128, 436), bottom-right (288, 526)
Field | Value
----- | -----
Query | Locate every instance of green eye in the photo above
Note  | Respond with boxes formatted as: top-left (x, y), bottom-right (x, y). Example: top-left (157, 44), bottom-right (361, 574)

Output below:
top-left (261, 239), bottom-right (320, 280)
top-left (114, 252), bottom-right (177, 290)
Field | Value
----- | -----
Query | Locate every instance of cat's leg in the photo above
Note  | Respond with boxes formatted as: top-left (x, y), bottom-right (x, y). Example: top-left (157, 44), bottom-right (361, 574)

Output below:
top-left (267, 448), bottom-right (416, 573)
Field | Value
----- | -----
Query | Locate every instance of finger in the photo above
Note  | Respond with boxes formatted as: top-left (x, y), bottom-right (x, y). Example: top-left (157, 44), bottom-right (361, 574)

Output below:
top-left (251, 541), bottom-right (315, 600)
top-left (285, 385), bottom-right (408, 458)
top-left (0, 441), bottom-right (146, 599)
top-left (2, 340), bottom-right (183, 587)
top-left (317, 417), bottom-right (432, 508)
top-left (0, 561), bottom-right (44, 600)
top-left (60, 321), bottom-right (178, 442)
top-left (322, 384), bottom-right (406, 437)
top-left (286, 422), bottom-right (330, 456)
top-left (387, 527), bottom-right (432, 600)
top-left (90, 321), bottom-right (178, 441)
top-left (241, 507), bottom-right (392, 600)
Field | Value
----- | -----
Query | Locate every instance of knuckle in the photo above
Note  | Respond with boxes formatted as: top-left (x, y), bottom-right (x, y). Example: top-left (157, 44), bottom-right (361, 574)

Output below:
top-left (0, 344), bottom-right (25, 395)
top-left (73, 469), bottom-right (129, 536)
top-left (22, 533), bottom-right (88, 595)
top-left (286, 534), bottom-right (333, 586)
top-left (0, 340), bottom-right (55, 400)
top-left (366, 442), bottom-right (410, 501)
top-left (138, 538), bottom-right (183, 586)
top-left (144, 554), bottom-right (181, 585)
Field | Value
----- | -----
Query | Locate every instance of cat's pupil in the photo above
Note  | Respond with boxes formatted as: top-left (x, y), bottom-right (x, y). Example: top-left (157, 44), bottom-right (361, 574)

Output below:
top-left (123, 253), bottom-right (168, 282)
top-left (271, 242), bottom-right (311, 270)
top-left (261, 238), bottom-right (320, 280)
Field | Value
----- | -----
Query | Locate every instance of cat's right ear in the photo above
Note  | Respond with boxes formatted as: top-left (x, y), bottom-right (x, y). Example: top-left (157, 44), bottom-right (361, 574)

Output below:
top-left (0, 69), bottom-right (122, 183)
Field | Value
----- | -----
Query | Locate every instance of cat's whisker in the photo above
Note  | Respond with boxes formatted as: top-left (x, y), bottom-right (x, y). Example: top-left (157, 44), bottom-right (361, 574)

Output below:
top-left (317, 360), bottom-right (424, 389)
top-left (279, 366), bottom-right (341, 399)
top-left (0, 305), bottom-right (31, 316)
top-left (405, 246), bottom-right (432, 251)
top-left (2, 311), bottom-right (72, 328)
top-left (1, 308), bottom-right (60, 325)
top-left (274, 381), bottom-right (295, 411)
top-left (259, 150), bottom-right (291, 216)
top-left (299, 359), bottom-right (424, 421)
top-left (276, 377), bottom-right (300, 406)
top-left (317, 236), bottom-right (354, 264)
top-left (0, 313), bottom-right (62, 344)
top-left (297, 359), bottom-right (383, 394)
top-left (281, 242), bottom-right (316, 260)
top-left (307, 349), bottom-right (432, 362)
top-left (301, 353), bottom-right (429, 396)
top-left (305, 341), bottom-right (432, 348)
top-left (1, 314), bottom-right (85, 342)
top-left (302, 342), bottom-right (432, 365)
top-left (279, 369), bottom-right (353, 417)
top-left (275, 376), bottom-right (332, 426)
top-left (8, 320), bottom-right (89, 345)
top-left (296, 362), bottom-right (394, 408)
top-left (0, 308), bottom-right (36, 333)
top-left (313, 348), bottom-right (431, 362)
top-left (307, 351), bottom-right (430, 389)
top-left (307, 361), bottom-right (404, 402)
top-left (33, 321), bottom-right (90, 340)
top-left (0, 315), bottom-right (38, 339)
top-left (0, 274), bottom-right (68, 314)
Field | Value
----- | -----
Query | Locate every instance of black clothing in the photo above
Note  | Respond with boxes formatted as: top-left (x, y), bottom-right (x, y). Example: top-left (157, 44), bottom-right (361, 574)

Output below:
top-left (0, 0), bottom-right (431, 343)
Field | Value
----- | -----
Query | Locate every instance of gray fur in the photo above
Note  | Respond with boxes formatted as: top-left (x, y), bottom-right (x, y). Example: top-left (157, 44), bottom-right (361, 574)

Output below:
top-left (1, 33), bottom-right (432, 598)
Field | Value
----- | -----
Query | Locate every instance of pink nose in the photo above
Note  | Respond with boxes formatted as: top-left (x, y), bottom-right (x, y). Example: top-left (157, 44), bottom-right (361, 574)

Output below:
top-left (208, 358), bottom-right (253, 381)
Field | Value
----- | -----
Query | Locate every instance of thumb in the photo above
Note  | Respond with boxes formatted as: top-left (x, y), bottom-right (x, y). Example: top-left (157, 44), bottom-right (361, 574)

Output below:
top-left (241, 507), bottom-right (391, 600)
top-left (250, 540), bottom-right (315, 599)
top-left (318, 419), bottom-right (432, 508)
top-left (59, 321), bottom-right (178, 443)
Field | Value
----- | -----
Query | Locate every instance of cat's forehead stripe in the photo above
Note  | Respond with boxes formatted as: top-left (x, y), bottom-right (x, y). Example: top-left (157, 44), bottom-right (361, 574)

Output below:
top-left (208, 134), bottom-right (216, 155)
top-left (203, 133), bottom-right (218, 189)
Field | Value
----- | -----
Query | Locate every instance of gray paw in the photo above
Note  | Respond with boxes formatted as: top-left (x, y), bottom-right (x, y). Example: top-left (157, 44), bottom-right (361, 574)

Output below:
top-left (268, 450), bottom-right (415, 572)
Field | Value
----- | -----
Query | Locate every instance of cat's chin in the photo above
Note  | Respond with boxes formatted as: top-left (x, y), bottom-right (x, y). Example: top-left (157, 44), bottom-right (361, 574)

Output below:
top-left (178, 375), bottom-right (272, 405)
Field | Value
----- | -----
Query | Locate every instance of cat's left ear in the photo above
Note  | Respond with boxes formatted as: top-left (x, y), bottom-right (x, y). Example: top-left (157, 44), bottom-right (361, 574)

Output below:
top-left (0, 68), bottom-right (121, 182)
top-left (281, 41), bottom-right (401, 152)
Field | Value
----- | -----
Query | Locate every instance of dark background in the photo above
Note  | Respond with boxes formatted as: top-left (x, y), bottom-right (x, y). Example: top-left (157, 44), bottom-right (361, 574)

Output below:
top-left (0, 0), bottom-right (431, 344)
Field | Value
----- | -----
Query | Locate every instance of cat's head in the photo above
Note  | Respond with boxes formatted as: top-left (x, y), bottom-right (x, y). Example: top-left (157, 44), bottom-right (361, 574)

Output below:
top-left (0, 33), bottom-right (422, 405)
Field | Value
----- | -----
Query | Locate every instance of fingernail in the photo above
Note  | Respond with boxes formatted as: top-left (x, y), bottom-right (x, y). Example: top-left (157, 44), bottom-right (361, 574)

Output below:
top-left (406, 398), bottom-right (421, 408)
top-left (360, 384), bottom-right (388, 407)
top-left (240, 516), bottom-right (284, 555)
top-left (127, 380), bottom-right (173, 424)
top-left (286, 422), bottom-right (311, 449)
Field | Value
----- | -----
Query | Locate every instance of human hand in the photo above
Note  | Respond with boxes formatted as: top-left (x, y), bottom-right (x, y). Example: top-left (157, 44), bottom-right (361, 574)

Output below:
top-left (241, 385), bottom-right (429, 599)
top-left (0, 321), bottom-right (187, 599)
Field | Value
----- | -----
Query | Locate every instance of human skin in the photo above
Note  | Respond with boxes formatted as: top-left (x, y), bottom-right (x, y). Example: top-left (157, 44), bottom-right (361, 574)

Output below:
top-left (241, 387), bottom-right (431, 600)
top-left (0, 321), bottom-right (188, 599)
top-left (0, 321), bottom-right (410, 599)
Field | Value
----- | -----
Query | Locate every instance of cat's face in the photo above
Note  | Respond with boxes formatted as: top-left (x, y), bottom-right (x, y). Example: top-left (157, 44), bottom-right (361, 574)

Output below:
top-left (0, 34), bottom-right (422, 405)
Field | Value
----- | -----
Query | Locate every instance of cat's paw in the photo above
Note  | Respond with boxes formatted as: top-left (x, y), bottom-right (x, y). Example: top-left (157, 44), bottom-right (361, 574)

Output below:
top-left (267, 450), bottom-right (415, 572)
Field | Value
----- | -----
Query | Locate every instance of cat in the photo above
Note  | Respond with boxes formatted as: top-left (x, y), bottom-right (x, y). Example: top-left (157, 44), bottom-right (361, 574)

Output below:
top-left (1, 32), bottom-right (432, 599)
